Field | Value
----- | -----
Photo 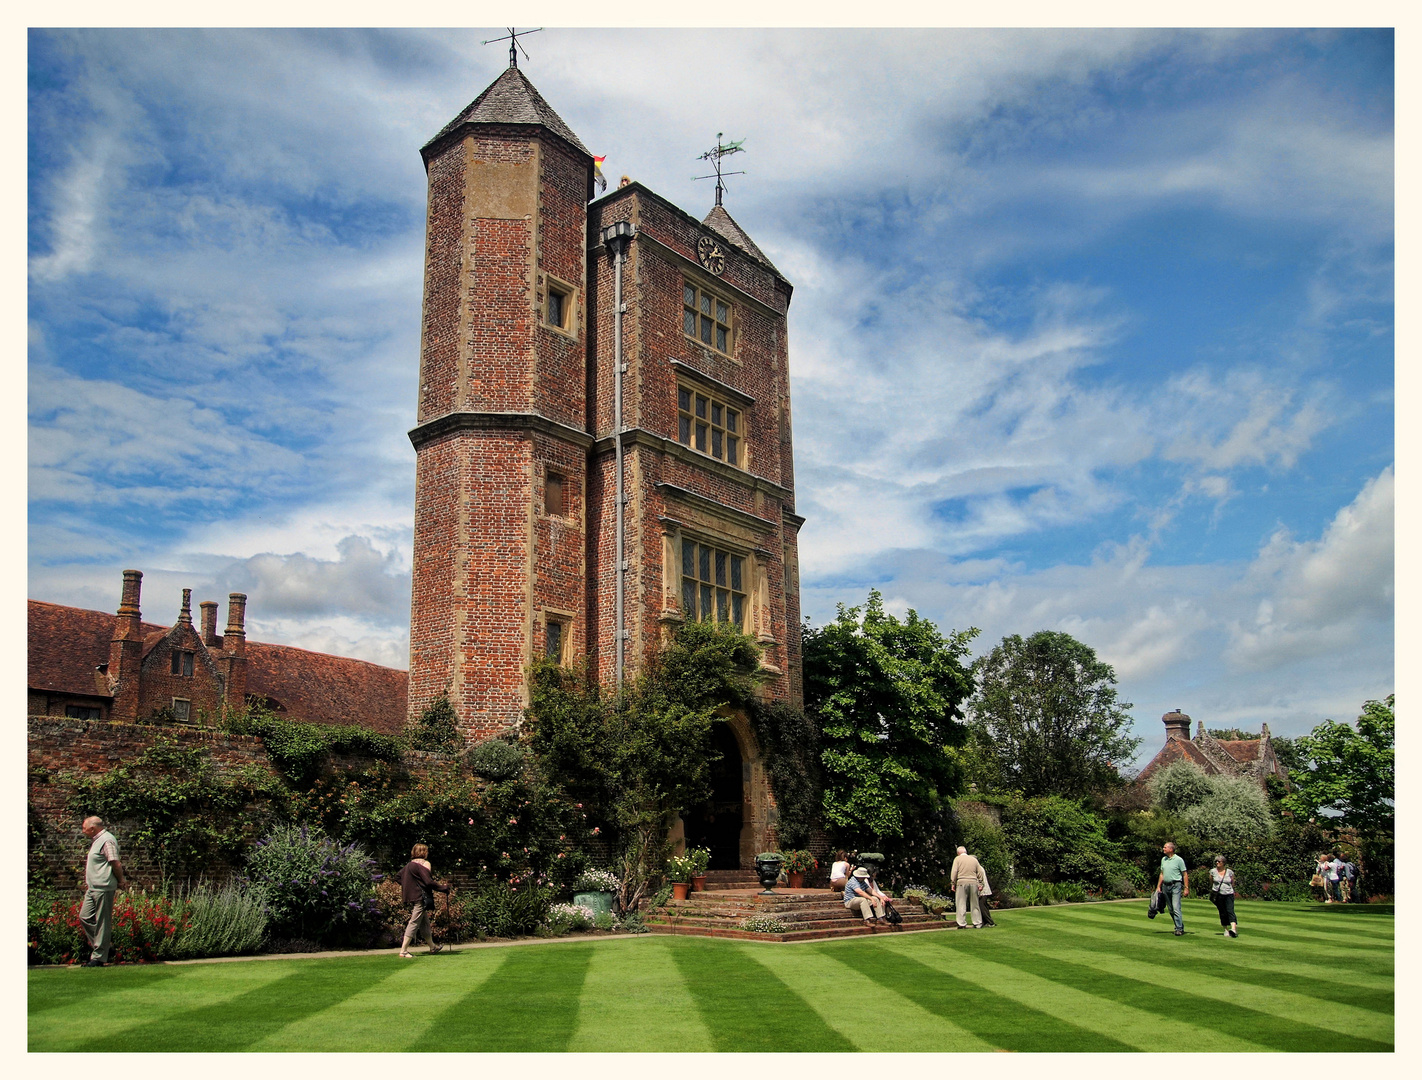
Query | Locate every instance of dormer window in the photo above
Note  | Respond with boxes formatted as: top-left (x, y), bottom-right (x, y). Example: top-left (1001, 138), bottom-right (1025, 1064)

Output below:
top-left (171, 650), bottom-right (194, 677)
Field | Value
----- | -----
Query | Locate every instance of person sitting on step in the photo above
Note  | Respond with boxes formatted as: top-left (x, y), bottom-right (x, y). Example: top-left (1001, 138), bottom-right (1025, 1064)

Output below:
top-left (844, 868), bottom-right (887, 925)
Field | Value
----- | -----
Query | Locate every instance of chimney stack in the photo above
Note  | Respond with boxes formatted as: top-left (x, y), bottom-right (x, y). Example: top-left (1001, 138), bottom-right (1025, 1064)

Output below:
top-left (219, 592), bottom-right (249, 713)
top-left (1163, 709), bottom-right (1191, 741)
top-left (178, 588), bottom-right (193, 626)
top-left (108, 569), bottom-right (145, 723)
top-left (200, 601), bottom-right (219, 645)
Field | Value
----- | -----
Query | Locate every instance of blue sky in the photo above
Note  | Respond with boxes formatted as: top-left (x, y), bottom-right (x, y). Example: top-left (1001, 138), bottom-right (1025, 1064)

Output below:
top-left (27, 27), bottom-right (1394, 758)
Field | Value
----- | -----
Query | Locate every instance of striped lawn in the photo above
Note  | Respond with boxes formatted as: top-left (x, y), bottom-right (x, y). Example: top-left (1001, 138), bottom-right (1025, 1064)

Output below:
top-left (28, 900), bottom-right (1393, 1052)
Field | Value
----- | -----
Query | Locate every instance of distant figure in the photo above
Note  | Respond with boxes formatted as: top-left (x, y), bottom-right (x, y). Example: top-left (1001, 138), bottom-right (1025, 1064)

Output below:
top-left (829, 850), bottom-right (851, 892)
top-left (844, 868), bottom-right (887, 924)
top-left (1325, 852), bottom-right (1345, 904)
top-left (1210, 855), bottom-right (1238, 938)
top-left (398, 843), bottom-right (450, 957)
top-left (1156, 841), bottom-right (1189, 936)
top-left (79, 815), bottom-right (128, 967)
top-left (949, 846), bottom-right (986, 929)
top-left (979, 867), bottom-right (997, 928)
top-left (1343, 857), bottom-right (1360, 903)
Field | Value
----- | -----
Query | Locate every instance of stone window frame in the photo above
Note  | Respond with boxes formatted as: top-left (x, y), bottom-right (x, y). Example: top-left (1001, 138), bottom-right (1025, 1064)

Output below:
top-left (171, 697), bottom-right (192, 723)
top-left (677, 383), bottom-right (744, 468)
top-left (679, 534), bottom-right (749, 629)
top-left (541, 608), bottom-right (576, 665)
top-left (543, 468), bottom-right (567, 518)
top-left (170, 650), bottom-right (194, 677)
top-left (541, 272), bottom-right (577, 338)
top-left (683, 279), bottom-right (733, 355)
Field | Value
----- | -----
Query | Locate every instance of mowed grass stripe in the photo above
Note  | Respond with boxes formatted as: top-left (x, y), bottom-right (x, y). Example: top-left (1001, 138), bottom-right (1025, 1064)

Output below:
top-left (670, 938), bottom-right (857, 1052)
top-left (1044, 905), bottom-right (1396, 960)
top-left (28, 963), bottom-right (181, 1016)
top-left (765, 941), bottom-right (999, 1051)
top-left (568, 939), bottom-right (714, 1052)
top-left (249, 951), bottom-right (500, 1051)
top-left (859, 939), bottom-right (1138, 1052)
top-left (76, 956), bottom-right (402, 1052)
top-left (1007, 917), bottom-right (1395, 1007)
top-left (985, 935), bottom-right (1392, 1048)
top-left (977, 939), bottom-right (1379, 1052)
top-left (429, 943), bottom-right (594, 1051)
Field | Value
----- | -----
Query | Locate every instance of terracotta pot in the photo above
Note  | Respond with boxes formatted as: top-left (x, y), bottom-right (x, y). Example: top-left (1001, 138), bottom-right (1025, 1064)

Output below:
top-left (787, 871), bottom-right (805, 889)
top-left (672, 881), bottom-right (690, 901)
top-left (691, 875), bottom-right (708, 892)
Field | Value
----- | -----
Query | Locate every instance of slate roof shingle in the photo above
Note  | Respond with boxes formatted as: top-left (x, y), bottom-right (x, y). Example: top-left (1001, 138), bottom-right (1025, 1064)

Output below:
top-left (701, 204), bottom-right (782, 277)
top-left (425, 65), bottom-right (590, 157)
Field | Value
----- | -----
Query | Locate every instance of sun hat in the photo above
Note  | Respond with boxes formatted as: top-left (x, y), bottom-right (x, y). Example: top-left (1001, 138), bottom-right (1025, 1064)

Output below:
top-left (853, 868), bottom-right (871, 879)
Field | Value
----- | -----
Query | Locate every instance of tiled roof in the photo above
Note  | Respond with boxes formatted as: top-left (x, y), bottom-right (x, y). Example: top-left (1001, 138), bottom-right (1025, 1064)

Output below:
top-left (425, 65), bottom-right (590, 156)
top-left (701, 204), bottom-right (782, 277)
top-left (1217, 739), bottom-right (1262, 764)
top-left (1136, 736), bottom-right (1221, 783)
top-left (28, 599), bottom-right (408, 733)
top-left (27, 601), bottom-right (166, 699)
top-left (245, 641), bottom-right (408, 736)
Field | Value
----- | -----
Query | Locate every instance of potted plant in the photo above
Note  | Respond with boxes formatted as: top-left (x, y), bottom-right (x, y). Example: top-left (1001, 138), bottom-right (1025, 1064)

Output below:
top-left (687, 847), bottom-right (711, 891)
top-left (856, 851), bottom-right (885, 876)
top-left (666, 854), bottom-right (695, 901)
top-left (571, 868), bottom-right (620, 919)
top-left (754, 851), bottom-right (784, 894)
top-left (781, 850), bottom-right (817, 889)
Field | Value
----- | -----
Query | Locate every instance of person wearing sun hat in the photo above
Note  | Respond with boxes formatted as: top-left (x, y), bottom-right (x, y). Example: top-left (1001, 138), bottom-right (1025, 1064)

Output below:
top-left (843, 868), bottom-right (887, 924)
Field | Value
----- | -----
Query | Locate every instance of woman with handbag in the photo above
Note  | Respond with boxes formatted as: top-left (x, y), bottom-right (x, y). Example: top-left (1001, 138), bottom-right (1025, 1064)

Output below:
top-left (1210, 855), bottom-right (1238, 938)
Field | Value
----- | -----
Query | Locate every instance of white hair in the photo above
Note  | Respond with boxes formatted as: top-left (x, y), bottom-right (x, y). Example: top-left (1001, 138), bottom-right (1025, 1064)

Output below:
top-left (956, 846), bottom-right (967, 855)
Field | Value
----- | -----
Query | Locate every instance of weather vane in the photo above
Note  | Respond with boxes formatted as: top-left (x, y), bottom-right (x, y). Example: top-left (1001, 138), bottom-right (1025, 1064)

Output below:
top-left (693, 133), bottom-right (746, 207)
top-left (482, 27), bottom-right (542, 69)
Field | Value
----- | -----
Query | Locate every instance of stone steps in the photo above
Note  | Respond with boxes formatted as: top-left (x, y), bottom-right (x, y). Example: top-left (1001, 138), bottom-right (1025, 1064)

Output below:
top-left (642, 886), bottom-right (955, 942)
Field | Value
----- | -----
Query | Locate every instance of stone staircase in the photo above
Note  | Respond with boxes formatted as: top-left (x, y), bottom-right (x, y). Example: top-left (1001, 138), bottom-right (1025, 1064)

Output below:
top-left (641, 871), bottom-right (953, 942)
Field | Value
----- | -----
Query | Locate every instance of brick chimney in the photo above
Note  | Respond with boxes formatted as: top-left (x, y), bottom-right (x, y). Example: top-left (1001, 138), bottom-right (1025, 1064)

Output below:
top-left (200, 601), bottom-right (219, 646)
top-left (1162, 708), bottom-right (1191, 741)
top-left (108, 569), bottom-right (144, 723)
top-left (178, 588), bottom-right (193, 627)
top-left (220, 592), bottom-right (248, 712)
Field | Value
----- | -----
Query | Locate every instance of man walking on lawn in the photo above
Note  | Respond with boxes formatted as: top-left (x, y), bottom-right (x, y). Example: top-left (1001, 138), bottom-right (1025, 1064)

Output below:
top-left (79, 815), bottom-right (128, 966)
top-left (1156, 841), bottom-right (1189, 936)
top-left (950, 846), bottom-right (986, 929)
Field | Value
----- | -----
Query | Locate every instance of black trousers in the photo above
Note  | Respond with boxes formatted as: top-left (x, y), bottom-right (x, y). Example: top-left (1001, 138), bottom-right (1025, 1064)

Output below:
top-left (1215, 892), bottom-right (1236, 927)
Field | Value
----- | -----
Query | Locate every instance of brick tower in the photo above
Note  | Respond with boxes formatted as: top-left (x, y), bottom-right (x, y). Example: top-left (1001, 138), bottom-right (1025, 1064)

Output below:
top-left (409, 60), bottom-right (803, 789)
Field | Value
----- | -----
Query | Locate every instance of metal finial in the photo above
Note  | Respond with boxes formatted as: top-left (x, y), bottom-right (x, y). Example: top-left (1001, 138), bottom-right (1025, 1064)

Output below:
top-left (693, 132), bottom-right (746, 207)
top-left (482, 27), bottom-right (543, 69)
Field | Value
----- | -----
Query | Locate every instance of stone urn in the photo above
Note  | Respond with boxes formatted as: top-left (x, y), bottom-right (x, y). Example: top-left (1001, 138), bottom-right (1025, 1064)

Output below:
top-left (755, 853), bottom-right (784, 894)
top-left (856, 852), bottom-right (885, 876)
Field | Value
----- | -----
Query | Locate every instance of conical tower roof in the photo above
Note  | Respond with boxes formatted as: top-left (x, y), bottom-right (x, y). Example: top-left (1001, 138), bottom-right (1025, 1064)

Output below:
top-left (702, 203), bottom-right (781, 277)
top-left (424, 65), bottom-right (590, 159)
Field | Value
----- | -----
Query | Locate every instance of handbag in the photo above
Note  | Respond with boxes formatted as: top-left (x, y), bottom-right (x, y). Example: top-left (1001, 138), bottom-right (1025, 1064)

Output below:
top-left (1310, 873), bottom-right (1325, 888)
top-left (884, 901), bottom-right (903, 925)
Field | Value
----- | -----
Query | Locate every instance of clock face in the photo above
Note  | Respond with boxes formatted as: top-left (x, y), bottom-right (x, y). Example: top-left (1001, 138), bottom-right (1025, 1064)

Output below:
top-left (697, 236), bottom-right (726, 276)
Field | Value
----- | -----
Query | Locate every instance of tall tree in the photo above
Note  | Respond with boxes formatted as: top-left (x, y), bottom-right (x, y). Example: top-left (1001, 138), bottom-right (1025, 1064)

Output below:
top-left (803, 591), bottom-right (976, 842)
top-left (1284, 695), bottom-right (1395, 839)
top-left (968, 630), bottom-right (1139, 799)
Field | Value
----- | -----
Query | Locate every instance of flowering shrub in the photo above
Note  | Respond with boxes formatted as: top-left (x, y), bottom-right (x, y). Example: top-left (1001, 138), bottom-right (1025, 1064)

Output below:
top-left (686, 847), bottom-right (710, 876)
top-left (544, 903), bottom-right (595, 936)
top-left (371, 878), bottom-right (475, 945)
top-left (172, 881), bottom-right (267, 958)
top-left (665, 854), bottom-right (695, 882)
top-left (571, 868), bottom-right (620, 893)
top-left (243, 824), bottom-right (382, 944)
top-left (29, 891), bottom-right (84, 965)
top-left (780, 850), bottom-right (817, 873)
top-left (741, 914), bottom-right (790, 933)
top-left (109, 891), bottom-right (184, 963)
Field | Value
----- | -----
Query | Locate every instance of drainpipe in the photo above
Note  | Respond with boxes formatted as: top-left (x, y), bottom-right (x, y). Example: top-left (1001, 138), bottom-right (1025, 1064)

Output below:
top-left (601, 220), bottom-right (635, 692)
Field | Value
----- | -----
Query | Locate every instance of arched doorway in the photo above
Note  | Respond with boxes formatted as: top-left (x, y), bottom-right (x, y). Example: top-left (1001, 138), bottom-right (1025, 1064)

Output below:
top-left (682, 722), bottom-right (744, 870)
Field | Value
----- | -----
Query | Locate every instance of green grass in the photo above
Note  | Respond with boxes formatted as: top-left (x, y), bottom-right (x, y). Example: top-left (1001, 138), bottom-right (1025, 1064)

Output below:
top-left (28, 900), bottom-right (1393, 1052)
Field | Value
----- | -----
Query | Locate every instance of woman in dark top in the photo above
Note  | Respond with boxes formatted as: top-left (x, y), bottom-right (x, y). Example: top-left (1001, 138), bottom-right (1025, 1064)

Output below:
top-left (399, 842), bottom-right (450, 957)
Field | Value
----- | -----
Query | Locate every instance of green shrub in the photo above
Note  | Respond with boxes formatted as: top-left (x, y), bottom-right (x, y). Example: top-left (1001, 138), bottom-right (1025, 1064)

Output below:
top-left (466, 737), bottom-right (526, 781)
top-left (407, 694), bottom-right (465, 755)
top-left (225, 707), bottom-right (403, 785)
top-left (1007, 878), bottom-right (1089, 906)
top-left (173, 881), bottom-right (268, 958)
top-left (243, 825), bottom-right (381, 944)
top-left (29, 890), bottom-right (83, 965)
top-left (593, 909), bottom-right (615, 931)
top-left (467, 881), bottom-right (551, 939)
top-left (1183, 775), bottom-right (1274, 849)
top-left (955, 808), bottom-right (1014, 892)
top-left (1148, 761), bottom-right (1216, 814)
top-left (741, 914), bottom-right (790, 933)
top-left (1105, 863), bottom-right (1148, 898)
top-left (1000, 796), bottom-right (1123, 888)
top-left (618, 910), bottom-right (649, 934)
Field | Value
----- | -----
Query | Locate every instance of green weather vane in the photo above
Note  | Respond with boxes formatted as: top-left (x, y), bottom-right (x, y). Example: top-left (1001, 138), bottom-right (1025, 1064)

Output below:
top-left (694, 133), bottom-right (747, 207)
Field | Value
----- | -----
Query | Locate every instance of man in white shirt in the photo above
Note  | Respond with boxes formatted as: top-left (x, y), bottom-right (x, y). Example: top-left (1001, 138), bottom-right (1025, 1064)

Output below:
top-left (79, 815), bottom-right (128, 967)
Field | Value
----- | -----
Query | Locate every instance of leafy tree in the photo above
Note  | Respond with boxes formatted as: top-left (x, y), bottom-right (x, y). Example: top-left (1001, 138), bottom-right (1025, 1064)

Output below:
top-left (1148, 761), bottom-right (1216, 815)
top-left (1284, 695), bottom-right (1395, 839)
top-left (999, 795), bottom-right (1127, 887)
top-left (527, 620), bottom-right (760, 910)
top-left (968, 630), bottom-right (1140, 799)
top-left (1182, 774), bottom-right (1273, 850)
top-left (803, 591), bottom-right (976, 844)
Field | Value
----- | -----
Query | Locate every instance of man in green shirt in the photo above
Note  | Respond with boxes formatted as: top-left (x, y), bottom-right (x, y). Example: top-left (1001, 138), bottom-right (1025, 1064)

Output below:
top-left (1156, 841), bottom-right (1189, 936)
top-left (79, 815), bottom-right (128, 966)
